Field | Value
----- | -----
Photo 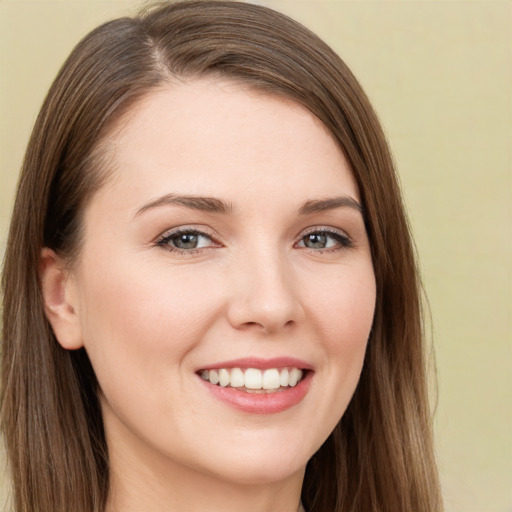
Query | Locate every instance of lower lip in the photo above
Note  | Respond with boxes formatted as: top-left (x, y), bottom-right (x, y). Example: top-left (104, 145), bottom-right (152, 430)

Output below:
top-left (198, 371), bottom-right (313, 414)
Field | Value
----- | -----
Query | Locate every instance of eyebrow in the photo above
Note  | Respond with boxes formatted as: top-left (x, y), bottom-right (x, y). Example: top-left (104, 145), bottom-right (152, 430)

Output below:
top-left (298, 196), bottom-right (363, 215)
top-left (134, 193), bottom-right (363, 218)
top-left (135, 194), bottom-right (234, 217)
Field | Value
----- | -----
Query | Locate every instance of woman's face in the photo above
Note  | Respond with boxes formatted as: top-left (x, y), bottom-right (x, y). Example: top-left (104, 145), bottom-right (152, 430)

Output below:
top-left (66, 79), bottom-right (375, 486)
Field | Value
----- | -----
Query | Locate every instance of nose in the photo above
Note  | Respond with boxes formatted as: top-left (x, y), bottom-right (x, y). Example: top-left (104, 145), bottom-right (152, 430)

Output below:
top-left (226, 249), bottom-right (305, 334)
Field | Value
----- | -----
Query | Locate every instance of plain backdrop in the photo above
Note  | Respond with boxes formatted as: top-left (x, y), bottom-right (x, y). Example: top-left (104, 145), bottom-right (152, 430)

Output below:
top-left (0, 1), bottom-right (511, 511)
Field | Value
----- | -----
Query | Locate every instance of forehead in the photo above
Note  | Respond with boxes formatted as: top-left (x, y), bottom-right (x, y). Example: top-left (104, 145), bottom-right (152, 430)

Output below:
top-left (93, 78), bottom-right (359, 212)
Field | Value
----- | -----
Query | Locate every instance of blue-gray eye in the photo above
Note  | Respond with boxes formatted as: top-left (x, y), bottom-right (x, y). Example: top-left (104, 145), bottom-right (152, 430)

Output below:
top-left (297, 231), bottom-right (351, 250)
top-left (174, 233), bottom-right (200, 249)
top-left (303, 233), bottom-right (329, 249)
top-left (160, 230), bottom-right (213, 250)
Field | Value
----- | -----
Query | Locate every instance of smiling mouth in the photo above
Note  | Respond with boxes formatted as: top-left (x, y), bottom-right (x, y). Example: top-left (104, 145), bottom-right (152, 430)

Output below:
top-left (198, 367), bottom-right (306, 394)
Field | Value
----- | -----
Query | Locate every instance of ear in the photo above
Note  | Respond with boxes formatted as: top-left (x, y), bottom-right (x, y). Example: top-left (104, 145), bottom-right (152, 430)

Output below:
top-left (40, 248), bottom-right (84, 350)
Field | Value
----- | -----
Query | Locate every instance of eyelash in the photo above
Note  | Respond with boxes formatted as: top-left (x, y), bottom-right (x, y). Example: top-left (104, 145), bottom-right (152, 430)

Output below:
top-left (156, 227), bottom-right (220, 255)
top-left (156, 227), bottom-right (353, 255)
top-left (295, 228), bottom-right (354, 253)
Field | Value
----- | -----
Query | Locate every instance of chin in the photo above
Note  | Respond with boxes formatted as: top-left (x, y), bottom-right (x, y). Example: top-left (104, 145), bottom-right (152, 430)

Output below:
top-left (193, 439), bottom-right (311, 486)
top-left (206, 458), bottom-right (306, 487)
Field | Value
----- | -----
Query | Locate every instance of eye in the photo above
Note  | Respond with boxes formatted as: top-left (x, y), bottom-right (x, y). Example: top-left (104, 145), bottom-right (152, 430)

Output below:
top-left (157, 228), bottom-right (217, 252)
top-left (296, 229), bottom-right (352, 251)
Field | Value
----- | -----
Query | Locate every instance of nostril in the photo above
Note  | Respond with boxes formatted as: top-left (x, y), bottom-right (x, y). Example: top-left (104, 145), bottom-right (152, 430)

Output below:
top-left (238, 321), bottom-right (261, 330)
top-left (235, 318), bottom-right (298, 334)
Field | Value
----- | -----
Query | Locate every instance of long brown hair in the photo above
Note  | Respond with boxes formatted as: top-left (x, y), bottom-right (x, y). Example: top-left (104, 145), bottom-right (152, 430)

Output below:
top-left (1, 2), bottom-right (442, 511)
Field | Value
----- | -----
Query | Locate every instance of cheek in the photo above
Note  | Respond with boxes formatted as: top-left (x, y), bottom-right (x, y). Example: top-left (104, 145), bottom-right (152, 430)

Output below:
top-left (76, 255), bottom-right (224, 379)
top-left (295, 263), bottom-right (375, 447)
top-left (312, 263), bottom-right (375, 403)
top-left (311, 265), bottom-right (376, 356)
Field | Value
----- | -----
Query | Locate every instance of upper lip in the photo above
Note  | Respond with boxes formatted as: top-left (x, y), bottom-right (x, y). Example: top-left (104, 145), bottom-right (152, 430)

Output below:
top-left (197, 357), bottom-right (313, 371)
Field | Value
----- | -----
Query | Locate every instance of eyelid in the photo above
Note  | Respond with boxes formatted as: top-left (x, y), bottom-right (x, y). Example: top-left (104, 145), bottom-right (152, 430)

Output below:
top-left (156, 225), bottom-right (215, 240)
top-left (299, 225), bottom-right (348, 237)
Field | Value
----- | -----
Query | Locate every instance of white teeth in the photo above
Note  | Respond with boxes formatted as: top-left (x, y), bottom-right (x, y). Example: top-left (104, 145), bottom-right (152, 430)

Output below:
top-left (262, 369), bottom-right (280, 390)
top-left (219, 368), bottom-right (230, 387)
top-left (244, 368), bottom-right (263, 389)
top-left (230, 368), bottom-right (244, 387)
top-left (209, 369), bottom-right (219, 385)
top-left (288, 368), bottom-right (302, 387)
top-left (280, 368), bottom-right (289, 387)
top-left (200, 367), bottom-right (305, 390)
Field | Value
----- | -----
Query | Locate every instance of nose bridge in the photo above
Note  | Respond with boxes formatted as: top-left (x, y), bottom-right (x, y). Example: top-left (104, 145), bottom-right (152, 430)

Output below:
top-left (227, 243), bottom-right (303, 333)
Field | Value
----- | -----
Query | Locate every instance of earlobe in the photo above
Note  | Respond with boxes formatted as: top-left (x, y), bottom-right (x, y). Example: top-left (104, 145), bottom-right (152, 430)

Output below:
top-left (40, 248), bottom-right (84, 350)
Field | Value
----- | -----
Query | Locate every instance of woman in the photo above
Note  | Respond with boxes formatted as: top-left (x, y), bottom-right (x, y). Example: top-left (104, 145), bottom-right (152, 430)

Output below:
top-left (1, 1), bottom-right (442, 511)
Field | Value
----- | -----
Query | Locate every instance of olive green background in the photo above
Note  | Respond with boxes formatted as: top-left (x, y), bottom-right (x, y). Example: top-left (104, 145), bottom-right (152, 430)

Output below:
top-left (0, 1), bottom-right (510, 510)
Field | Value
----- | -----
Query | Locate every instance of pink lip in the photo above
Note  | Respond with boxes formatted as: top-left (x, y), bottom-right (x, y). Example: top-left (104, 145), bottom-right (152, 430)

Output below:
top-left (197, 356), bottom-right (313, 371)
top-left (196, 362), bottom-right (313, 414)
top-left (198, 374), bottom-right (312, 414)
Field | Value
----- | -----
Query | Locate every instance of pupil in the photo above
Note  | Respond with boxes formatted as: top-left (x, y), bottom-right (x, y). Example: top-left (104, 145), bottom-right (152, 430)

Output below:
top-left (306, 233), bottom-right (327, 249)
top-left (175, 233), bottom-right (198, 249)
